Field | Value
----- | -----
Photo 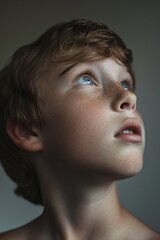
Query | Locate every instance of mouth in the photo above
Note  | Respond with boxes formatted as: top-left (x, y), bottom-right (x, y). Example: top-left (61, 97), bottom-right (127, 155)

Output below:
top-left (114, 118), bottom-right (142, 143)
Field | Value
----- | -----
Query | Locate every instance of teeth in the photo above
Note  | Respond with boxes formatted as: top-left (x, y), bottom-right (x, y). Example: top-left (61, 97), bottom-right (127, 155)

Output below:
top-left (120, 129), bottom-right (133, 134)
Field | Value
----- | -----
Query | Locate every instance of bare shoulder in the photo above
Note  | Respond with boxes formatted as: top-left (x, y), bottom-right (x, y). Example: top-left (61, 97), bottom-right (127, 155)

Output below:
top-left (0, 228), bottom-right (26, 240)
top-left (0, 216), bottom-right (43, 240)
top-left (124, 209), bottom-right (160, 240)
top-left (135, 219), bottom-right (160, 240)
top-left (140, 226), bottom-right (160, 240)
top-left (137, 226), bottom-right (160, 240)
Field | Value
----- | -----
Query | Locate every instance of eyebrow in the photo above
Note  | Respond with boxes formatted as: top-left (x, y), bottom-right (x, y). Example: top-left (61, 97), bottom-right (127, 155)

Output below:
top-left (58, 63), bottom-right (80, 78)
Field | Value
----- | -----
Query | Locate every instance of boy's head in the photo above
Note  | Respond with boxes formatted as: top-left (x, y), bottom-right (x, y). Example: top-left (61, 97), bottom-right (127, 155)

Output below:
top-left (0, 19), bottom-right (135, 205)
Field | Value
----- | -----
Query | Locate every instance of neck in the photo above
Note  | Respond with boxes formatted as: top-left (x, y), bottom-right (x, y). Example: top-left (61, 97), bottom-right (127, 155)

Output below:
top-left (35, 161), bottom-right (126, 240)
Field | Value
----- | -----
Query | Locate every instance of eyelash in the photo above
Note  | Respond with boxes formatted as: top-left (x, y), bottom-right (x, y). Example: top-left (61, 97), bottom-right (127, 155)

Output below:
top-left (74, 70), bottom-right (97, 86)
top-left (120, 80), bottom-right (134, 92)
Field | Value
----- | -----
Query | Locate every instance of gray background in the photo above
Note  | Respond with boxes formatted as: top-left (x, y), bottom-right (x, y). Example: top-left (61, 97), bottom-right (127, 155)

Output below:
top-left (0, 0), bottom-right (160, 233)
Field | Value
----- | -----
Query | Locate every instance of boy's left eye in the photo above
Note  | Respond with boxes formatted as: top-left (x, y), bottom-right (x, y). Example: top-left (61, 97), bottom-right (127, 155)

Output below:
top-left (75, 76), bottom-right (95, 85)
top-left (120, 82), bottom-right (130, 91)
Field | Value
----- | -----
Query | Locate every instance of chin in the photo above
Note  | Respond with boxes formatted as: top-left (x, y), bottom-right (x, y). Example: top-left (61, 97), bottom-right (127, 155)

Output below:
top-left (116, 151), bottom-right (144, 180)
top-left (119, 164), bottom-right (143, 180)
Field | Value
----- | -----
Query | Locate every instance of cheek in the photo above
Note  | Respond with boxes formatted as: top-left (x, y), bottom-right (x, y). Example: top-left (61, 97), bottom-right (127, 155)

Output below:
top-left (45, 96), bottom-right (112, 167)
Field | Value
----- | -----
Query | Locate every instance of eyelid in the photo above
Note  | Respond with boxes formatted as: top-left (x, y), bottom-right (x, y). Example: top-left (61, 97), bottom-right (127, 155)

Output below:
top-left (121, 79), bottom-right (134, 92)
top-left (73, 70), bottom-right (98, 86)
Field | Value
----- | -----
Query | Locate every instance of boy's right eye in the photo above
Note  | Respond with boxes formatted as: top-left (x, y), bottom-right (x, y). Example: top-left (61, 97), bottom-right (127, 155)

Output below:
top-left (75, 76), bottom-right (95, 86)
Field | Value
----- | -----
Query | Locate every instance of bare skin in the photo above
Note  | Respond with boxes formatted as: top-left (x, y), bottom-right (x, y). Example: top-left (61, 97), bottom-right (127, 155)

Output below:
top-left (1, 57), bottom-right (160, 240)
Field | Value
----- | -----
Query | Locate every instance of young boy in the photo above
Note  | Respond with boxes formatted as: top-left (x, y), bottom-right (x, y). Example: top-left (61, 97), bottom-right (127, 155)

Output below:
top-left (0, 19), bottom-right (159, 240)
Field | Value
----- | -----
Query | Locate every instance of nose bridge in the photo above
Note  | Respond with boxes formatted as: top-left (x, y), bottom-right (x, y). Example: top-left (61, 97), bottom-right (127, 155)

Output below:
top-left (109, 83), bottom-right (137, 112)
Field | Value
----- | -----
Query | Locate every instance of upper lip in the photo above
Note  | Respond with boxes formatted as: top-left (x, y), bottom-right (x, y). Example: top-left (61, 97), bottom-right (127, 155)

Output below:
top-left (114, 118), bottom-right (142, 137)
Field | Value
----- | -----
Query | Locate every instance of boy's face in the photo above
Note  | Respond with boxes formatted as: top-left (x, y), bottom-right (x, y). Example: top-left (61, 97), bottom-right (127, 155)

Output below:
top-left (40, 57), bottom-right (145, 181)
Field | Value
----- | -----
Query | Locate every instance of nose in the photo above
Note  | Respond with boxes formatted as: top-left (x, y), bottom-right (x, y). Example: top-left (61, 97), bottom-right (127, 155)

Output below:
top-left (112, 90), bottom-right (137, 112)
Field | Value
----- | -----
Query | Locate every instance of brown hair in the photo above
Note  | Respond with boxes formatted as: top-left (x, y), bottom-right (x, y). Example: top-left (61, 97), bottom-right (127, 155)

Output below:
top-left (0, 19), bottom-right (133, 205)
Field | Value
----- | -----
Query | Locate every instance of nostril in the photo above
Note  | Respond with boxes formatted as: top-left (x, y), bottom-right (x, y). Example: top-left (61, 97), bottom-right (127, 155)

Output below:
top-left (120, 102), bottom-right (136, 111)
top-left (120, 102), bottom-right (130, 109)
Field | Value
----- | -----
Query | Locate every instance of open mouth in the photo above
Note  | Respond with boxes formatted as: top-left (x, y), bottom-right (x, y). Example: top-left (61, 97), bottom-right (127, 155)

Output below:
top-left (115, 119), bottom-right (142, 143)
top-left (116, 127), bottom-right (141, 136)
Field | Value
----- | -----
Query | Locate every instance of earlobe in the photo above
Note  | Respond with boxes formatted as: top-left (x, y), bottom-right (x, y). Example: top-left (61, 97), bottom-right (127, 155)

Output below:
top-left (6, 119), bottom-right (43, 152)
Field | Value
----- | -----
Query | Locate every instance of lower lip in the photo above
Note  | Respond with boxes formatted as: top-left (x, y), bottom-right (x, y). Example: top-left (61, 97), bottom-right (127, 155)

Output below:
top-left (115, 133), bottom-right (142, 143)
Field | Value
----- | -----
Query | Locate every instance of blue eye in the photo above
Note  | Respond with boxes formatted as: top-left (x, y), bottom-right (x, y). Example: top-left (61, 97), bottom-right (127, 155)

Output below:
top-left (76, 76), bottom-right (94, 85)
top-left (121, 82), bottom-right (130, 91)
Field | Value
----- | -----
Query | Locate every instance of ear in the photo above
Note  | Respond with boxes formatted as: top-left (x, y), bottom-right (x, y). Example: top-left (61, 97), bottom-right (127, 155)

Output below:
top-left (6, 119), bottom-right (43, 152)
